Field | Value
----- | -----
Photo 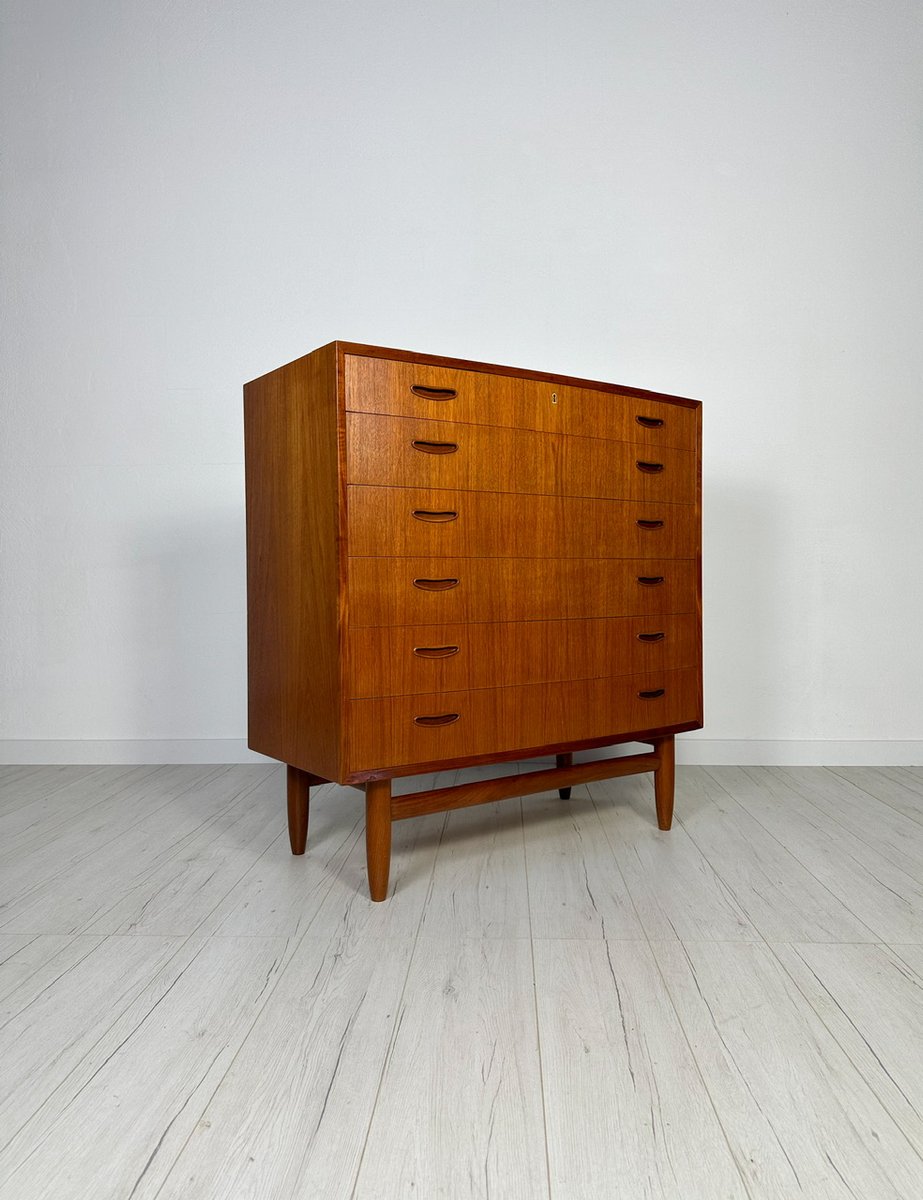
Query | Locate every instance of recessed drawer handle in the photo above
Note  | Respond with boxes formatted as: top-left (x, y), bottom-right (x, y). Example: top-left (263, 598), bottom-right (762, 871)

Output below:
top-left (637, 631), bottom-right (666, 642)
top-left (413, 577), bottom-right (460, 591)
top-left (637, 575), bottom-right (665, 586)
top-left (413, 645), bottom-right (460, 658)
top-left (636, 415), bottom-right (664, 428)
top-left (414, 712), bottom-right (460, 726)
top-left (636, 519), bottom-right (664, 530)
top-left (638, 688), bottom-right (666, 699)
top-left (411, 439), bottom-right (459, 455)
top-left (410, 385), bottom-right (457, 401)
top-left (636, 460), bottom-right (665, 474)
top-left (412, 509), bottom-right (458, 523)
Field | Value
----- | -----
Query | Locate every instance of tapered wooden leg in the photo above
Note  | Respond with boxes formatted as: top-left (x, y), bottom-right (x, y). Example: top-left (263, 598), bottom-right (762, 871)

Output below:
top-left (286, 765), bottom-right (312, 854)
top-left (653, 735), bottom-right (675, 830)
top-left (556, 753), bottom-right (573, 799)
top-left (365, 778), bottom-right (392, 902)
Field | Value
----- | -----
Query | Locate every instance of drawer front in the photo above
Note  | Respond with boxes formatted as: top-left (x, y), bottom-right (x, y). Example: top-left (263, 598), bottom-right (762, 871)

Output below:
top-left (346, 412), bottom-right (695, 503)
top-left (346, 668), bottom-right (700, 771)
top-left (348, 486), bottom-right (697, 559)
top-left (344, 355), bottom-right (698, 450)
top-left (346, 614), bottom-right (699, 698)
top-left (347, 557), bottom-right (698, 626)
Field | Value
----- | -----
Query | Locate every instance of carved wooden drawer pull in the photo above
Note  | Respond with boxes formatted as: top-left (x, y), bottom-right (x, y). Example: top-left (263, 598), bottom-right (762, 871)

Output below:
top-left (410, 385), bottom-right (457, 400)
top-left (413, 713), bottom-right (460, 726)
top-left (412, 577), bottom-right (459, 591)
top-left (637, 631), bottom-right (666, 642)
top-left (412, 509), bottom-right (458, 523)
top-left (636, 460), bottom-right (665, 474)
top-left (411, 439), bottom-right (458, 454)
top-left (637, 575), bottom-right (665, 586)
top-left (638, 688), bottom-right (666, 699)
top-left (413, 645), bottom-right (460, 658)
top-left (636, 415), bottom-right (664, 428)
top-left (636, 519), bottom-right (664, 530)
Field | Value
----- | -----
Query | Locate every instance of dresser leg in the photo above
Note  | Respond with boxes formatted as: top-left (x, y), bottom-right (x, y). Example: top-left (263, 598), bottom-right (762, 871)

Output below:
top-left (653, 735), bottom-right (675, 830)
top-left (365, 779), bottom-right (392, 902)
top-left (556, 753), bottom-right (573, 799)
top-left (286, 765), bottom-right (312, 855)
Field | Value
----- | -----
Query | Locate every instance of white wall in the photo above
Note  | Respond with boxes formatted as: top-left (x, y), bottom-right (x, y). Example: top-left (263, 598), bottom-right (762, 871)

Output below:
top-left (2, 0), bottom-right (922, 764)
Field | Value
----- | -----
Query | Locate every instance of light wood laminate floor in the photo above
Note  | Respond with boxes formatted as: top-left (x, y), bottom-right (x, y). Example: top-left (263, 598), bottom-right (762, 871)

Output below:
top-left (1, 762), bottom-right (922, 1199)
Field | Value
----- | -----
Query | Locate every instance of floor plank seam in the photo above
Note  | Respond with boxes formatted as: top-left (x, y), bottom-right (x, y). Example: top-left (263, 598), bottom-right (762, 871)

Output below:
top-left (146, 933), bottom-right (306, 1200)
top-left (762, 940), bottom-right (923, 1169)
top-left (645, 938), bottom-right (760, 1199)
top-left (345, 795), bottom-right (450, 1200)
top-left (696, 768), bottom-right (885, 943)
top-left (521, 790), bottom-right (555, 1200)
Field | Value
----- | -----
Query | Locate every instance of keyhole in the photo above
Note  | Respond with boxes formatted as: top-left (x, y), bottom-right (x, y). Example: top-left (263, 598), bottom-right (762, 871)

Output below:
top-left (551, 392), bottom-right (558, 405)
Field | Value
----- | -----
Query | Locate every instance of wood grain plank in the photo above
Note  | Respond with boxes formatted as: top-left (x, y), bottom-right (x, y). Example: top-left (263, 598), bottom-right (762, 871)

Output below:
top-left (653, 940), bottom-right (923, 1199)
top-left (589, 772), bottom-right (761, 941)
top-left (353, 937), bottom-right (547, 1199)
top-left (524, 790), bottom-right (644, 940)
top-left (156, 932), bottom-right (413, 1200)
top-left (709, 767), bottom-right (923, 942)
top-left (892, 767), bottom-right (923, 792)
top-left (0, 934), bottom-right (106, 1024)
top-left (773, 942), bottom-right (923, 1156)
top-left (0, 936), bottom-right (75, 1005)
top-left (675, 769), bottom-right (879, 942)
top-left (0, 768), bottom-right (279, 935)
top-left (0, 765), bottom-right (111, 814)
top-left (826, 766), bottom-right (923, 826)
top-left (300, 804), bottom-right (445, 940)
top-left (0, 765), bottom-right (199, 866)
top-left (0, 936), bottom-right (291, 1200)
top-left (0, 935), bottom-right (185, 1150)
top-left (534, 938), bottom-right (746, 1199)
top-left (772, 766), bottom-right (923, 875)
top-left (191, 782), bottom-right (362, 938)
top-left (419, 763), bottom-right (530, 939)
top-left (77, 769), bottom-right (286, 935)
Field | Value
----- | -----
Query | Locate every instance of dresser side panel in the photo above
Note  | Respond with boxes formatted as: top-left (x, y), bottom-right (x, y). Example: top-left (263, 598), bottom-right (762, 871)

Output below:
top-left (694, 401), bottom-right (704, 725)
top-left (244, 345), bottom-right (342, 779)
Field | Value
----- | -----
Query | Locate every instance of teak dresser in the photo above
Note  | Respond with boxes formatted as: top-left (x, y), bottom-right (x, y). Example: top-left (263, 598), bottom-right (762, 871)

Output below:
top-left (244, 342), bottom-right (702, 900)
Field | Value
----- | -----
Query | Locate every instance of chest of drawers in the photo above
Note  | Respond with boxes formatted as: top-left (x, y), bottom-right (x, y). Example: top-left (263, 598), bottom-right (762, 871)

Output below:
top-left (244, 342), bottom-right (702, 900)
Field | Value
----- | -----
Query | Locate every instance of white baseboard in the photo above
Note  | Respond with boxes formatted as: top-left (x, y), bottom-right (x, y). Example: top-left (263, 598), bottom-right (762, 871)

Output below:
top-left (0, 739), bottom-right (920, 767)
top-left (0, 740), bottom-right (275, 765)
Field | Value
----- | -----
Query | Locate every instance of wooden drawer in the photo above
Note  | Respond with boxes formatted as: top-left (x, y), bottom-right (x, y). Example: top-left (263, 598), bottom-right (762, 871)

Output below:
top-left (347, 557), bottom-right (697, 626)
top-left (344, 355), bottom-right (697, 450)
top-left (346, 412), bottom-right (695, 503)
top-left (346, 668), bottom-right (700, 771)
top-left (347, 486), bottom-right (697, 559)
top-left (346, 614), bottom-right (699, 698)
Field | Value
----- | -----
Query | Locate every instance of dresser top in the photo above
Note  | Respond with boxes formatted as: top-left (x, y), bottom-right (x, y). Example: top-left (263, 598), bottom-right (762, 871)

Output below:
top-left (249, 341), bottom-right (701, 409)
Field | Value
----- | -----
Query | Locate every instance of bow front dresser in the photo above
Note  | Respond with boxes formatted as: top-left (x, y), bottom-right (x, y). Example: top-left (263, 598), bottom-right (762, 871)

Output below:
top-left (244, 342), bottom-right (702, 900)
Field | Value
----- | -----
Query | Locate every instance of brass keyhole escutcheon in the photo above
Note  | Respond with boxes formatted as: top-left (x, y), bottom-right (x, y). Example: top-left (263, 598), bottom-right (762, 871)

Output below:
top-left (551, 392), bottom-right (558, 405)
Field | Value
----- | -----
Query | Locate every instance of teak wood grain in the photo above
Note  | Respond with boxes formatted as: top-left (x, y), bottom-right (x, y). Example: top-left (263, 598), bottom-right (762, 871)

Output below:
top-left (347, 556), bottom-right (697, 627)
top-left (244, 346), bottom-right (342, 780)
top-left (346, 613), bottom-right (700, 698)
top-left (345, 668), bottom-right (700, 772)
top-left (346, 486), bottom-right (697, 559)
top-left (346, 412), bottom-right (695, 502)
top-left (244, 342), bottom-right (703, 898)
top-left (345, 354), bottom-right (698, 449)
